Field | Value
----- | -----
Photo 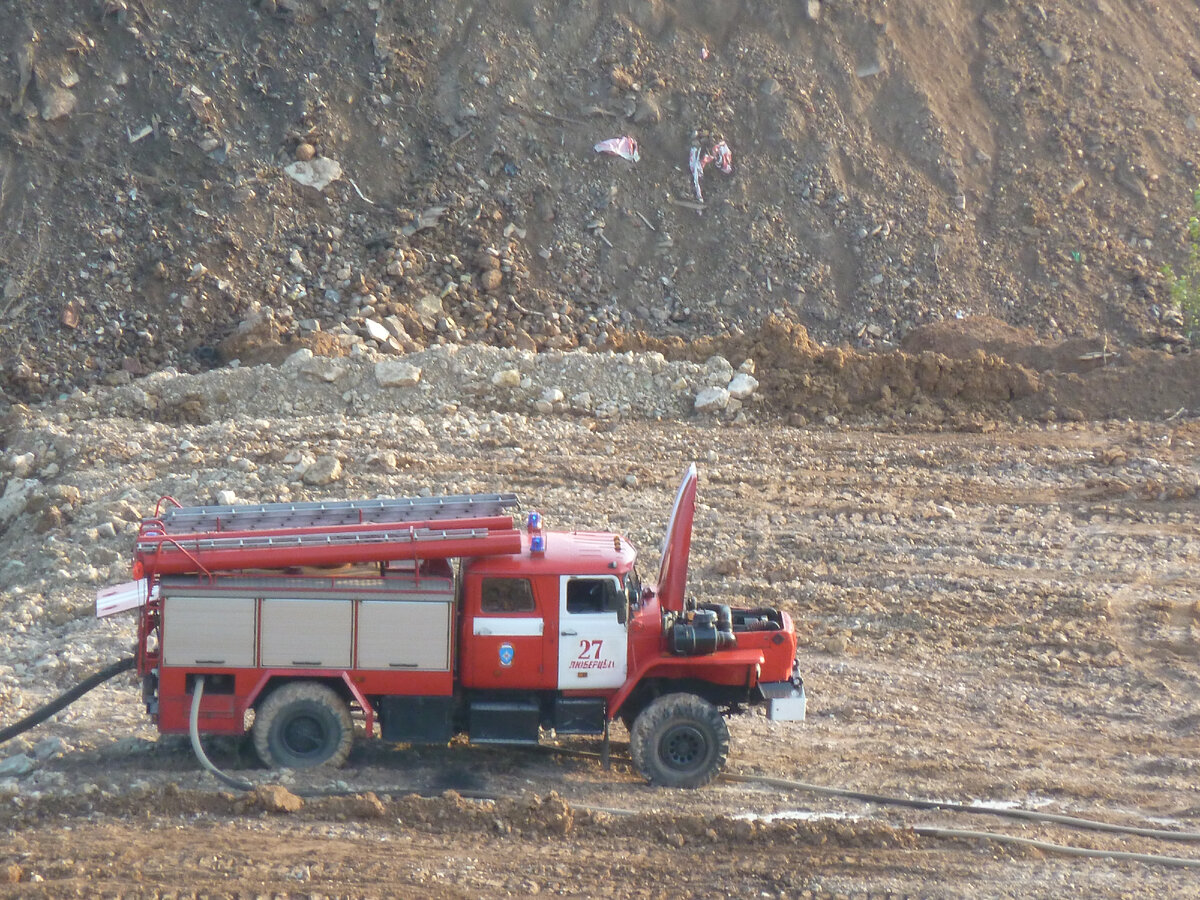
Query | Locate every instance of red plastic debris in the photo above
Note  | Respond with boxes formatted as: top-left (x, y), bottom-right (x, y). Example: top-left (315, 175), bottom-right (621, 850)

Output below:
top-left (710, 140), bottom-right (732, 174)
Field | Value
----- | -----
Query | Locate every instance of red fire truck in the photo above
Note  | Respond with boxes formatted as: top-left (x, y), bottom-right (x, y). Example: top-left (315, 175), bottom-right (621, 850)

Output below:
top-left (97, 466), bottom-right (805, 787)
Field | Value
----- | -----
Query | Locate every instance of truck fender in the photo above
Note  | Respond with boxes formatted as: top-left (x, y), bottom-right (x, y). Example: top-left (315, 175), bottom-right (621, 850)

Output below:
top-left (606, 648), bottom-right (765, 720)
top-left (242, 670), bottom-right (373, 737)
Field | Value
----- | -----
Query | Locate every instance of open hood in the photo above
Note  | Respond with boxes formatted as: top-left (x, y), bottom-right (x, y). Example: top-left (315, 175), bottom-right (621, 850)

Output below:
top-left (656, 464), bottom-right (697, 614)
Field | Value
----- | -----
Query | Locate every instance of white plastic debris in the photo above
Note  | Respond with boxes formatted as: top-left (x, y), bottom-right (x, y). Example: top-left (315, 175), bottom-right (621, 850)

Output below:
top-left (689, 147), bottom-right (704, 201)
top-left (688, 140), bottom-right (734, 202)
top-left (284, 158), bottom-right (344, 191)
top-left (594, 136), bottom-right (640, 162)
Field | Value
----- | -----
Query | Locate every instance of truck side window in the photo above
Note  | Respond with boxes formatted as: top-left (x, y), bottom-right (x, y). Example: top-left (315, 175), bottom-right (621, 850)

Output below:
top-left (567, 578), bottom-right (619, 615)
top-left (480, 578), bottom-right (536, 613)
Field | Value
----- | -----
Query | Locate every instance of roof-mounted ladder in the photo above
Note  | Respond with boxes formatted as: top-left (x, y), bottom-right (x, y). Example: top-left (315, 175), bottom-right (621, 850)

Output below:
top-left (146, 493), bottom-right (519, 533)
top-left (135, 493), bottom-right (523, 577)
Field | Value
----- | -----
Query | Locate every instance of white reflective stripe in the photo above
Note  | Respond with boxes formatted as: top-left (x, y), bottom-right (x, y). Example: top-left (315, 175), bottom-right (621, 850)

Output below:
top-left (473, 617), bottom-right (544, 637)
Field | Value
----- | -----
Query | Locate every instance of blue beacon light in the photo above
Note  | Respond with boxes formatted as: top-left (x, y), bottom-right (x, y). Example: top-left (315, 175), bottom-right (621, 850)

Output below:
top-left (528, 511), bottom-right (546, 553)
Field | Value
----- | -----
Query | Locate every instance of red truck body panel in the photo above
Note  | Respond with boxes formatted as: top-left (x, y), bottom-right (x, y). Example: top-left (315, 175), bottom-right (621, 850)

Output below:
top-left (457, 566), bottom-right (559, 691)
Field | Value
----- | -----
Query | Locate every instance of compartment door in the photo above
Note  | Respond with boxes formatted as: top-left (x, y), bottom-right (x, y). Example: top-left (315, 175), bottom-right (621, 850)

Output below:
top-left (162, 595), bottom-right (256, 667)
top-left (357, 600), bottom-right (451, 671)
top-left (260, 599), bottom-right (352, 668)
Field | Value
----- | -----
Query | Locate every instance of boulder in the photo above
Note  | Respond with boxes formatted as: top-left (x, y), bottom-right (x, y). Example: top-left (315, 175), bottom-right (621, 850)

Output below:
top-left (694, 386), bottom-right (730, 412)
top-left (727, 373), bottom-right (759, 400)
top-left (302, 455), bottom-right (342, 486)
top-left (375, 360), bottom-right (422, 388)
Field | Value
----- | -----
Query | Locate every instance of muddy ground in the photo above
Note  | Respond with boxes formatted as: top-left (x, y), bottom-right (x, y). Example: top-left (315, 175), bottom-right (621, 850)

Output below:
top-left (2, 398), bottom-right (1200, 897)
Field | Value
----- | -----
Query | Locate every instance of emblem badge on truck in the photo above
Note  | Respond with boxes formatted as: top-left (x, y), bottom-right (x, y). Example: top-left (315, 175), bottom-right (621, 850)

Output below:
top-left (498, 643), bottom-right (515, 668)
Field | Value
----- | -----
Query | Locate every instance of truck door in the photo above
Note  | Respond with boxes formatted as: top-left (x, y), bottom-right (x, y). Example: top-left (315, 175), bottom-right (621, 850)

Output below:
top-left (459, 574), bottom-right (555, 689)
top-left (557, 575), bottom-right (628, 690)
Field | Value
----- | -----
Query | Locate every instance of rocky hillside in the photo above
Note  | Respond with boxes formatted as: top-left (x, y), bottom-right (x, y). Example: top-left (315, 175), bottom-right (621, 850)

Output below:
top-left (2, 0), bottom-right (1200, 403)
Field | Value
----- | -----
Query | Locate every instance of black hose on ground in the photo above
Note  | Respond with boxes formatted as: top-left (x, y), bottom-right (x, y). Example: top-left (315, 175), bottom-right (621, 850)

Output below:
top-left (912, 826), bottom-right (1200, 870)
top-left (720, 772), bottom-right (1200, 843)
top-left (0, 656), bottom-right (136, 746)
top-left (537, 746), bottom-right (1200, 844)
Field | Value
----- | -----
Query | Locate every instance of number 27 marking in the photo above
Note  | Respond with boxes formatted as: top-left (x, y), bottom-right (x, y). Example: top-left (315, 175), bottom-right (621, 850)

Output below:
top-left (577, 639), bottom-right (603, 660)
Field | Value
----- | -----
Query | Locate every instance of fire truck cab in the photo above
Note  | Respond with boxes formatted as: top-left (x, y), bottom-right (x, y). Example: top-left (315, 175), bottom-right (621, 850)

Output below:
top-left (100, 467), bottom-right (805, 788)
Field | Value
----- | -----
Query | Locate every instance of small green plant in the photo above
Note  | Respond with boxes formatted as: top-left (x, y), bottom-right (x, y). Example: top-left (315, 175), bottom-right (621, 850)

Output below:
top-left (1160, 185), bottom-right (1200, 343)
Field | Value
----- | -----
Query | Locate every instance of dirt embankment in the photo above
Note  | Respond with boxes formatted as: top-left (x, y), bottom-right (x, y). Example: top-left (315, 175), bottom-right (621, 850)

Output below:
top-left (3, 2), bottom-right (1200, 895)
top-left (618, 315), bottom-right (1200, 424)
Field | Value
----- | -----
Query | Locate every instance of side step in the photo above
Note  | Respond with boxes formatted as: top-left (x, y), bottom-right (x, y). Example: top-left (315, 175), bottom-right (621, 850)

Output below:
top-left (469, 699), bottom-right (540, 745)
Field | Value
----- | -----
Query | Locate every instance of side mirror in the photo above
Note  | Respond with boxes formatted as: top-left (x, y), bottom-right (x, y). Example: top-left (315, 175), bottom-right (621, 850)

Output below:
top-left (605, 581), bottom-right (627, 625)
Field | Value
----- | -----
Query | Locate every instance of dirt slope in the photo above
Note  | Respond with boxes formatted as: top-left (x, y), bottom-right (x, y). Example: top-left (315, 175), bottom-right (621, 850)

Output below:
top-left (2, 0), bottom-right (1199, 402)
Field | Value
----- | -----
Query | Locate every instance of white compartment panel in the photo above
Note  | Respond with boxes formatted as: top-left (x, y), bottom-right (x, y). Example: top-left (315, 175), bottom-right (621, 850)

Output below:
top-left (163, 596), bottom-right (256, 667)
top-left (260, 599), bottom-right (352, 668)
top-left (357, 601), bottom-right (451, 670)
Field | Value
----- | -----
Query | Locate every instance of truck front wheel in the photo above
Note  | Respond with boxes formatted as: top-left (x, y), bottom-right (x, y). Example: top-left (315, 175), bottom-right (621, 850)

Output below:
top-left (629, 693), bottom-right (729, 788)
top-left (252, 682), bottom-right (353, 769)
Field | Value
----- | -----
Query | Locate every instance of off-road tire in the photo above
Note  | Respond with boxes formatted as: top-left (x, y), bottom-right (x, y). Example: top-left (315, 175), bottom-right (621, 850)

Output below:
top-left (252, 681), bottom-right (353, 770)
top-left (629, 693), bottom-right (729, 788)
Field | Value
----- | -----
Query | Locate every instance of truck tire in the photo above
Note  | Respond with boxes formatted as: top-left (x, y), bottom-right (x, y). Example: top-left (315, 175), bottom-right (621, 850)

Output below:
top-left (629, 693), bottom-right (729, 788)
top-left (252, 681), bottom-right (353, 770)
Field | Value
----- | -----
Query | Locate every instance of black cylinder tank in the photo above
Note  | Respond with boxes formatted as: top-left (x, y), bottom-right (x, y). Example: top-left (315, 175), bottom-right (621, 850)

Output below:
top-left (668, 609), bottom-right (737, 656)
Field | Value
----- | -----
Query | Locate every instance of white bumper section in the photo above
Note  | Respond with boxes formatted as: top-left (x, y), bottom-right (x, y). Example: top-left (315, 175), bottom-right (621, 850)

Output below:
top-left (760, 680), bottom-right (807, 721)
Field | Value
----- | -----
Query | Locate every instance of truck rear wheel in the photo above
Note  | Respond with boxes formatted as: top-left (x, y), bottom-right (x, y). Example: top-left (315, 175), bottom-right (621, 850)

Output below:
top-left (629, 693), bottom-right (729, 788)
top-left (252, 682), bottom-right (353, 769)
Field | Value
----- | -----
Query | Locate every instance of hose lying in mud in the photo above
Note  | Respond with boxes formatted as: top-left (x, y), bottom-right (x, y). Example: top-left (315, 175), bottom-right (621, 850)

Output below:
top-left (0, 661), bottom-right (255, 793)
top-left (0, 656), bottom-right (136, 746)
top-left (728, 776), bottom-right (1200, 869)
top-left (287, 784), bottom-right (1200, 870)
top-left (189, 676), bottom-right (255, 792)
top-left (909, 826), bottom-right (1200, 870)
top-left (547, 746), bottom-right (1200, 846)
top-left (719, 772), bottom-right (1200, 844)
top-left (494, 752), bottom-right (1200, 870)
